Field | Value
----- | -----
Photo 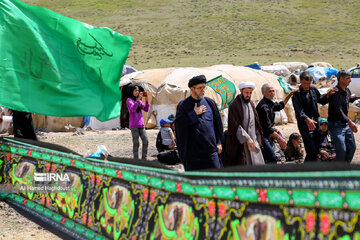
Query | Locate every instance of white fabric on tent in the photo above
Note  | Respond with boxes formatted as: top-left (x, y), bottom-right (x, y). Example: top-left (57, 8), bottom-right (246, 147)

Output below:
top-left (273, 62), bottom-right (308, 72)
top-left (89, 117), bottom-right (120, 130)
top-left (308, 67), bottom-right (327, 82)
top-left (261, 65), bottom-right (291, 76)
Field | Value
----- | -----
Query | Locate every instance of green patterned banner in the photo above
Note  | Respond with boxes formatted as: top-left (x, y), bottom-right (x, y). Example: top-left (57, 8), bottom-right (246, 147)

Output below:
top-left (206, 75), bottom-right (236, 110)
top-left (1, 137), bottom-right (360, 239)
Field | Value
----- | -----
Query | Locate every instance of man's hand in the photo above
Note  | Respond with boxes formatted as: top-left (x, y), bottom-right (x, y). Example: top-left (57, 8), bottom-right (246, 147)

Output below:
top-left (270, 130), bottom-right (287, 149)
top-left (217, 144), bottom-right (222, 154)
top-left (290, 88), bottom-right (299, 95)
top-left (278, 137), bottom-right (287, 150)
top-left (283, 88), bottom-right (299, 105)
top-left (348, 120), bottom-right (358, 133)
top-left (326, 87), bottom-right (338, 98)
top-left (305, 118), bottom-right (317, 131)
top-left (168, 143), bottom-right (176, 150)
top-left (194, 103), bottom-right (207, 115)
top-left (247, 138), bottom-right (255, 152)
top-left (319, 150), bottom-right (329, 160)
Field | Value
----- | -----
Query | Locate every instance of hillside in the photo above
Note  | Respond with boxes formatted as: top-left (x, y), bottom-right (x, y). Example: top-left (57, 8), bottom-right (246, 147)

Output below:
top-left (23, 0), bottom-right (360, 70)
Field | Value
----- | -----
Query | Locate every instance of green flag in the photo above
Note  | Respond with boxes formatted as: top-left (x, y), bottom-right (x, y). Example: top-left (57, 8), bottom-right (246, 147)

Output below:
top-left (206, 75), bottom-right (236, 110)
top-left (0, 0), bottom-right (133, 121)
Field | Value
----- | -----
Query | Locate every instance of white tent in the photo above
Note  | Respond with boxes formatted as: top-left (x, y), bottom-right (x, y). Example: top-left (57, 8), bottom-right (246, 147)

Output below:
top-left (32, 114), bottom-right (83, 131)
top-left (273, 62), bottom-right (308, 72)
top-left (261, 65), bottom-right (291, 76)
top-left (88, 117), bottom-right (120, 130)
top-left (120, 64), bottom-right (293, 128)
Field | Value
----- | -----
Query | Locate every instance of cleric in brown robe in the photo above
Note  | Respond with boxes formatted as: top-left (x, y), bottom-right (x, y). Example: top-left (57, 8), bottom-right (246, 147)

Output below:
top-left (224, 82), bottom-right (264, 166)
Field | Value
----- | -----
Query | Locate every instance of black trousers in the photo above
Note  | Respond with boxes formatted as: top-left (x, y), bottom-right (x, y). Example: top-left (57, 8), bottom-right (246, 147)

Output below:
top-left (297, 121), bottom-right (318, 162)
top-left (12, 110), bottom-right (37, 141)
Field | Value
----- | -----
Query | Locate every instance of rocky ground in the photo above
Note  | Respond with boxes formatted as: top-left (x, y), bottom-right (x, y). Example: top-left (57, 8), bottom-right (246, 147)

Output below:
top-left (1, 123), bottom-right (360, 239)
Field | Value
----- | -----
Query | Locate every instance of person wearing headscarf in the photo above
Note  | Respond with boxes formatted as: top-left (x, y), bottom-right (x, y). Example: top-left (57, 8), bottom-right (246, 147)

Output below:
top-left (314, 118), bottom-right (336, 161)
top-left (175, 75), bottom-right (224, 171)
top-left (126, 84), bottom-right (149, 160)
top-left (224, 82), bottom-right (265, 166)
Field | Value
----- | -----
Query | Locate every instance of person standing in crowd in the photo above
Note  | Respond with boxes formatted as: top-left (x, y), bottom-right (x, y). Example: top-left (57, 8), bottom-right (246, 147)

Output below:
top-left (175, 75), bottom-right (223, 171)
top-left (327, 70), bottom-right (360, 162)
top-left (256, 83), bottom-right (296, 163)
top-left (11, 110), bottom-right (38, 141)
top-left (225, 82), bottom-right (264, 166)
top-left (292, 71), bottom-right (334, 162)
top-left (315, 118), bottom-right (336, 161)
top-left (126, 84), bottom-right (149, 160)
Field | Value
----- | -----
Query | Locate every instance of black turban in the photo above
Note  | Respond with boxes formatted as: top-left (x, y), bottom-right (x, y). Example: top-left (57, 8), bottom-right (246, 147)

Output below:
top-left (188, 75), bottom-right (206, 88)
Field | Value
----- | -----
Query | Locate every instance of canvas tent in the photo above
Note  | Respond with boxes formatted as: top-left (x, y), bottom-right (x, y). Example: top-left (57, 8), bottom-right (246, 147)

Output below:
top-left (32, 114), bottom-right (83, 131)
top-left (120, 64), bottom-right (292, 128)
top-left (261, 65), bottom-right (291, 76)
top-left (310, 62), bottom-right (333, 68)
top-left (87, 116), bottom-right (120, 130)
top-left (273, 62), bottom-right (308, 72)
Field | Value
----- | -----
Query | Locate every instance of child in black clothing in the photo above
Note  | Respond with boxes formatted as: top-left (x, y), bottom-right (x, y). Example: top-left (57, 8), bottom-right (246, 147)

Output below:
top-left (315, 118), bottom-right (336, 161)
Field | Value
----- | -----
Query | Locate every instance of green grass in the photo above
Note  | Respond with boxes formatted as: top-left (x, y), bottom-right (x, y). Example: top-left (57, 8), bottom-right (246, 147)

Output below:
top-left (23, 0), bottom-right (360, 70)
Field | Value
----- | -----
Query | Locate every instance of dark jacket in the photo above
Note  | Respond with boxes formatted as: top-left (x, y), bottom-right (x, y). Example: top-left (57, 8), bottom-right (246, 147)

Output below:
top-left (175, 97), bottom-right (223, 170)
top-left (256, 97), bottom-right (285, 137)
top-left (292, 85), bottom-right (328, 123)
top-left (328, 85), bottom-right (357, 123)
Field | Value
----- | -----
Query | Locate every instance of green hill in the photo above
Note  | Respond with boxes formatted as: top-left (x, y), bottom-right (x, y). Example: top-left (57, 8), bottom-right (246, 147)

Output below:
top-left (23, 0), bottom-right (360, 70)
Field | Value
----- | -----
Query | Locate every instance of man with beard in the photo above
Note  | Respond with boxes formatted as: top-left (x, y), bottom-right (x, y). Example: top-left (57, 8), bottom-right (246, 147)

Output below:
top-left (175, 75), bottom-right (223, 171)
top-left (224, 82), bottom-right (264, 166)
